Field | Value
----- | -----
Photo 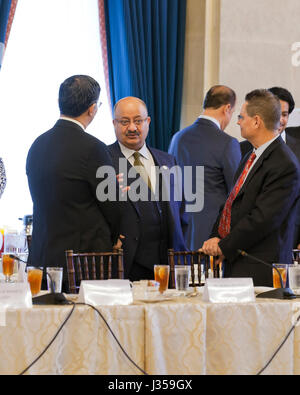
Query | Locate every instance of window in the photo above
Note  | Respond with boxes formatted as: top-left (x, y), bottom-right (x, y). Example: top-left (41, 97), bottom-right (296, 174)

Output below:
top-left (0, 0), bottom-right (115, 228)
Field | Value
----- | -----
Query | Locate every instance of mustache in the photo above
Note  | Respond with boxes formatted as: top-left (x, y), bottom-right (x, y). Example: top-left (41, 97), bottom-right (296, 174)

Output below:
top-left (125, 131), bottom-right (139, 136)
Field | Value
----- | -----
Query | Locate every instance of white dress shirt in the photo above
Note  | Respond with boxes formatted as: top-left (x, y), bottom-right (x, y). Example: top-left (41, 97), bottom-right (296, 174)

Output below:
top-left (118, 142), bottom-right (156, 190)
top-left (198, 115), bottom-right (221, 130)
top-left (242, 134), bottom-right (280, 185)
top-left (59, 116), bottom-right (85, 131)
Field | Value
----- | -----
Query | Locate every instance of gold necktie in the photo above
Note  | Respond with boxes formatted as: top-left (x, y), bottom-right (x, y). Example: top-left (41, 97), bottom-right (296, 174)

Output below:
top-left (133, 152), bottom-right (153, 191)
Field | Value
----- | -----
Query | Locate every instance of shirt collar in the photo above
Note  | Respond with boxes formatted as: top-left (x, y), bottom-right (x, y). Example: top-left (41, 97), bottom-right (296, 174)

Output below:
top-left (254, 134), bottom-right (280, 158)
top-left (118, 142), bottom-right (151, 160)
top-left (198, 115), bottom-right (221, 129)
top-left (59, 116), bottom-right (85, 131)
top-left (280, 130), bottom-right (286, 143)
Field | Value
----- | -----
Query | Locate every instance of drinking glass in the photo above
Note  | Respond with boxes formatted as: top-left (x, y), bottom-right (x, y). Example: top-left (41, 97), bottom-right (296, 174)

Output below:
top-left (46, 267), bottom-right (63, 293)
top-left (175, 265), bottom-right (190, 292)
top-left (27, 266), bottom-right (43, 296)
top-left (154, 265), bottom-right (170, 294)
top-left (288, 264), bottom-right (300, 295)
top-left (2, 254), bottom-right (15, 282)
top-left (272, 264), bottom-right (287, 288)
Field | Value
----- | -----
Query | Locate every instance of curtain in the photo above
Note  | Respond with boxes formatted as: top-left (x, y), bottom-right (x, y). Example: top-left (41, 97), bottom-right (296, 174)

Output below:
top-left (0, 0), bottom-right (17, 69)
top-left (102, 0), bottom-right (186, 151)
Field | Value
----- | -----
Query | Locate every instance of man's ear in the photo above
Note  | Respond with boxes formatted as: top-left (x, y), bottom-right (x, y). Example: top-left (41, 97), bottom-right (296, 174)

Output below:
top-left (88, 103), bottom-right (97, 117)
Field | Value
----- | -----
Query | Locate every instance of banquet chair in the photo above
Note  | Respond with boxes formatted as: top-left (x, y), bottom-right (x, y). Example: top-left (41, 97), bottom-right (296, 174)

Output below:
top-left (65, 249), bottom-right (124, 294)
top-left (293, 249), bottom-right (300, 264)
top-left (168, 248), bottom-right (221, 289)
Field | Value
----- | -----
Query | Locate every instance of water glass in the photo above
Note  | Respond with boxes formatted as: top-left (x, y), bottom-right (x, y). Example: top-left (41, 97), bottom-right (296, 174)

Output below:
top-left (289, 264), bottom-right (300, 295)
top-left (175, 265), bottom-right (190, 292)
top-left (46, 267), bottom-right (63, 293)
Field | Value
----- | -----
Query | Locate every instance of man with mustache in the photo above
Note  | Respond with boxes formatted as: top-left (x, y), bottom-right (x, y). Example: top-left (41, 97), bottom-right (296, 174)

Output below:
top-left (108, 97), bottom-right (187, 281)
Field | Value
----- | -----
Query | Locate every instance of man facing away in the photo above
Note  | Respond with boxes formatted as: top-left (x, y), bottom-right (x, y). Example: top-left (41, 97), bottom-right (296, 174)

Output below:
top-left (108, 96), bottom-right (187, 281)
top-left (240, 87), bottom-right (300, 248)
top-left (168, 85), bottom-right (241, 250)
top-left (26, 75), bottom-right (120, 292)
top-left (202, 89), bottom-right (300, 287)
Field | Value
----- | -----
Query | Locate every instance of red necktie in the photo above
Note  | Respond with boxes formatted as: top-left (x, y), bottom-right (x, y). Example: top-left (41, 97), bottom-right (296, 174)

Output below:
top-left (218, 152), bottom-right (256, 239)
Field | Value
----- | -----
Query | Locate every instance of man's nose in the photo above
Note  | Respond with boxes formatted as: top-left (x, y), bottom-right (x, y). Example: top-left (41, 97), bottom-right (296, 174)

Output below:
top-left (128, 121), bottom-right (137, 131)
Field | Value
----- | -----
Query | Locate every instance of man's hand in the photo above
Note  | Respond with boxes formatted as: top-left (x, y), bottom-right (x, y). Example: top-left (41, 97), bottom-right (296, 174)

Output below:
top-left (201, 237), bottom-right (223, 257)
top-left (113, 234), bottom-right (125, 250)
top-left (117, 173), bottom-right (130, 196)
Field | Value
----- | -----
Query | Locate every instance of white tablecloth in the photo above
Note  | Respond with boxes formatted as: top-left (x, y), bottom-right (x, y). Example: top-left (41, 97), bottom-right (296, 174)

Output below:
top-left (0, 291), bottom-right (300, 375)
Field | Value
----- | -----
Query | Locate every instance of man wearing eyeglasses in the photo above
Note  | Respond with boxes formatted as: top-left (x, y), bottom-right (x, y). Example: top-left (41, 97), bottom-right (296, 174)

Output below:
top-left (202, 89), bottom-right (300, 286)
top-left (240, 87), bottom-right (300, 249)
top-left (108, 96), bottom-right (187, 281)
top-left (26, 75), bottom-right (120, 292)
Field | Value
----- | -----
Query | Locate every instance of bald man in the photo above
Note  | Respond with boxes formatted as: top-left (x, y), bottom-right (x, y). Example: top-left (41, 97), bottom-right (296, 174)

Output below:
top-left (108, 97), bottom-right (187, 281)
top-left (169, 85), bottom-right (241, 250)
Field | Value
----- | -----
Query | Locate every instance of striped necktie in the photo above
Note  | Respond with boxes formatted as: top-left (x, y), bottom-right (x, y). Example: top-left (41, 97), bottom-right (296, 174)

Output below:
top-left (218, 152), bottom-right (256, 239)
top-left (133, 151), bottom-right (153, 191)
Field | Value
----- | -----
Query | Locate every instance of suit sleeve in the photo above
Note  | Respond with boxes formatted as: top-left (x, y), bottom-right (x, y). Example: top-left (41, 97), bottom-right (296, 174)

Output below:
top-left (86, 141), bottom-right (120, 245)
top-left (219, 161), bottom-right (300, 261)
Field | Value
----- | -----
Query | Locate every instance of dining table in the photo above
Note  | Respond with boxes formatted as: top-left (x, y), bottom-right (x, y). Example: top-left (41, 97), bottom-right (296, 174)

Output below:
top-left (0, 286), bottom-right (300, 375)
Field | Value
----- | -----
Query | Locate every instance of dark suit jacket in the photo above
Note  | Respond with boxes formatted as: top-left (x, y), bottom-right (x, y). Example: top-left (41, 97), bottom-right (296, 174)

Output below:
top-left (240, 128), bottom-right (300, 246)
top-left (212, 137), bottom-right (300, 286)
top-left (108, 141), bottom-right (187, 277)
top-left (26, 120), bottom-right (120, 286)
top-left (240, 128), bottom-right (300, 158)
top-left (169, 118), bottom-right (241, 249)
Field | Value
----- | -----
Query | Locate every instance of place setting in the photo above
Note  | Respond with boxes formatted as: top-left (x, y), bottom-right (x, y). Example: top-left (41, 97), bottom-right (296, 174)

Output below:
top-left (132, 264), bottom-right (202, 303)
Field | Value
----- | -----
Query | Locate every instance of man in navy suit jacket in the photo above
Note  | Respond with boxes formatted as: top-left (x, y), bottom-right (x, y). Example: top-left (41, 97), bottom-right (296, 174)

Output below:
top-left (26, 75), bottom-right (120, 292)
top-left (108, 97), bottom-right (187, 281)
top-left (240, 87), bottom-right (300, 248)
top-left (203, 89), bottom-right (300, 286)
top-left (168, 85), bottom-right (241, 250)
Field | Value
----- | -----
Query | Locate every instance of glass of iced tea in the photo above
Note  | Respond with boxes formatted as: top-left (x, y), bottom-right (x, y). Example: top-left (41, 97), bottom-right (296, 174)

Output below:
top-left (154, 265), bottom-right (170, 294)
top-left (27, 266), bottom-right (43, 296)
top-left (2, 254), bottom-right (15, 282)
top-left (272, 264), bottom-right (288, 288)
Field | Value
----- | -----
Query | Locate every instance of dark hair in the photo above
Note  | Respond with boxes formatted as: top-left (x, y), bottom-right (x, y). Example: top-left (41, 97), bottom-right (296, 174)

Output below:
top-left (203, 85), bottom-right (236, 109)
top-left (59, 75), bottom-right (100, 117)
top-left (245, 89), bottom-right (281, 131)
top-left (268, 87), bottom-right (295, 114)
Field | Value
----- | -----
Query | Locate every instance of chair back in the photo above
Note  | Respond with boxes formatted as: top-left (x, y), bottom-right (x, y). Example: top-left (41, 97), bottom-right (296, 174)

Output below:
top-left (168, 248), bottom-right (221, 289)
top-left (65, 249), bottom-right (124, 294)
top-left (293, 249), bottom-right (300, 264)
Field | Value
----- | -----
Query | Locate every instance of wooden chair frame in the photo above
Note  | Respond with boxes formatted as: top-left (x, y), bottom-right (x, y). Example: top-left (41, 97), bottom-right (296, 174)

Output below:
top-left (293, 249), bottom-right (300, 264)
top-left (65, 249), bottom-right (124, 294)
top-left (168, 248), bottom-right (220, 289)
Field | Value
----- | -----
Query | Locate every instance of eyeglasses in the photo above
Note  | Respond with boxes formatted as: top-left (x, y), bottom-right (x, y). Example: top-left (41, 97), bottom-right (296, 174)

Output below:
top-left (115, 118), bottom-right (147, 127)
top-left (97, 101), bottom-right (102, 108)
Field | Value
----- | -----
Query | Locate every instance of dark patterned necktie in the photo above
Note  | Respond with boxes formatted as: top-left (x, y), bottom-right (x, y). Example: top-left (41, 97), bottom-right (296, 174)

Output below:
top-left (218, 152), bottom-right (257, 238)
top-left (133, 152), bottom-right (153, 191)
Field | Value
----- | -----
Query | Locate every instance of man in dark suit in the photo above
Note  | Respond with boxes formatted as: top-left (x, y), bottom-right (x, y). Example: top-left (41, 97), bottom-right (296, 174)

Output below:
top-left (168, 85), bottom-right (241, 250)
top-left (108, 97), bottom-right (187, 281)
top-left (240, 87), bottom-right (300, 248)
top-left (202, 89), bottom-right (300, 287)
top-left (240, 87), bottom-right (296, 157)
top-left (26, 75), bottom-right (120, 292)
